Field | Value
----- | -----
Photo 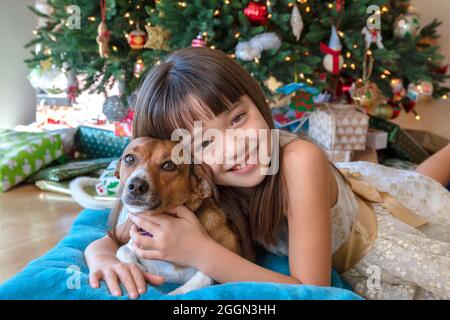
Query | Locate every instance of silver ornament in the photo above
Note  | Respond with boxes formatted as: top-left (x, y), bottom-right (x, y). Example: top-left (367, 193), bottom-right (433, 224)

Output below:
top-left (102, 96), bottom-right (129, 122)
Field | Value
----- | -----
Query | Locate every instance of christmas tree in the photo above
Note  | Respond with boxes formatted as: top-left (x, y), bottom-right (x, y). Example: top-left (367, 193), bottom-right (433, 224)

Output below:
top-left (26, 0), bottom-right (449, 116)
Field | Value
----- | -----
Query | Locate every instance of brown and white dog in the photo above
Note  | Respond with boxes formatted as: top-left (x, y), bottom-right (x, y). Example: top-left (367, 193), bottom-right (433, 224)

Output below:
top-left (71, 137), bottom-right (243, 295)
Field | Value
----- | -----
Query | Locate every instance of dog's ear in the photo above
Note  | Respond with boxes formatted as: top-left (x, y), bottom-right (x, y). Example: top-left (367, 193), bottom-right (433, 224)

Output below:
top-left (191, 164), bottom-right (219, 202)
top-left (114, 158), bottom-right (121, 179)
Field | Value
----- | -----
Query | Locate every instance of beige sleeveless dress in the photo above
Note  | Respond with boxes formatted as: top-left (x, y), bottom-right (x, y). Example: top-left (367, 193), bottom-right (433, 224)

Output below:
top-left (261, 130), bottom-right (450, 300)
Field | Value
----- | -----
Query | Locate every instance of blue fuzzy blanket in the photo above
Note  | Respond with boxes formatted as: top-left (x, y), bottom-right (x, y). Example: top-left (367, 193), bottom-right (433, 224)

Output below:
top-left (0, 209), bottom-right (362, 300)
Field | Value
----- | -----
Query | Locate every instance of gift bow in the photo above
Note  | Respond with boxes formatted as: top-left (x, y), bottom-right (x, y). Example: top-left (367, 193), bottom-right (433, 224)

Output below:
top-left (275, 82), bottom-right (320, 96)
top-left (332, 168), bottom-right (428, 273)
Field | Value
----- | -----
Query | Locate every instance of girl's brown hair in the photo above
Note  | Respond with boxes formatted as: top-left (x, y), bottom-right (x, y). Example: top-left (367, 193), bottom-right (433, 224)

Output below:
top-left (132, 47), bottom-right (288, 253)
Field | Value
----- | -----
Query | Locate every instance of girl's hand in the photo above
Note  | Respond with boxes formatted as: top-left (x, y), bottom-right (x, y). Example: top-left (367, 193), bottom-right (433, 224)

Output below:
top-left (88, 255), bottom-right (164, 298)
top-left (128, 206), bottom-right (214, 269)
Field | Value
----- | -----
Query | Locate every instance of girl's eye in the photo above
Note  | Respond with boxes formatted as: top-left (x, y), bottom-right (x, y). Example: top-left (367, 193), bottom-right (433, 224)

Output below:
top-left (231, 113), bottom-right (246, 126)
top-left (124, 154), bottom-right (135, 164)
top-left (162, 161), bottom-right (176, 171)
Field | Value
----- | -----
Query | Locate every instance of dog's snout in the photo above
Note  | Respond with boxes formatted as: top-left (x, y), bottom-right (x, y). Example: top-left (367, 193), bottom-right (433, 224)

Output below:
top-left (127, 177), bottom-right (149, 196)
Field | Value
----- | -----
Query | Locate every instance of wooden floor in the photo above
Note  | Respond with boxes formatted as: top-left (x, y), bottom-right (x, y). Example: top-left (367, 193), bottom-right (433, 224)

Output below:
top-left (0, 184), bottom-right (82, 284)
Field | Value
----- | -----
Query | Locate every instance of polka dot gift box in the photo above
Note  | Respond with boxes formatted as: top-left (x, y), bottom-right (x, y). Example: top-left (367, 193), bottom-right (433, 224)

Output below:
top-left (0, 129), bottom-right (63, 192)
top-left (74, 126), bottom-right (130, 159)
top-left (308, 104), bottom-right (369, 151)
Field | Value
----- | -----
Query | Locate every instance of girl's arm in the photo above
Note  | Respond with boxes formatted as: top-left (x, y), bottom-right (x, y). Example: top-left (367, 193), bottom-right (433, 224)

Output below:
top-left (196, 140), bottom-right (333, 286)
top-left (129, 140), bottom-right (334, 286)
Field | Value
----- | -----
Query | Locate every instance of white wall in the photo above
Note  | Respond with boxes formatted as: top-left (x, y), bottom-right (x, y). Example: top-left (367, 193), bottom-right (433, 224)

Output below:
top-left (392, 0), bottom-right (450, 139)
top-left (0, 0), bottom-right (37, 128)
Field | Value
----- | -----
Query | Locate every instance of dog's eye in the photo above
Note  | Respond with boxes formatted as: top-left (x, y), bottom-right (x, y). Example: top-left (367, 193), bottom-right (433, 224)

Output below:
top-left (124, 154), bottom-right (135, 164)
top-left (161, 161), bottom-right (176, 171)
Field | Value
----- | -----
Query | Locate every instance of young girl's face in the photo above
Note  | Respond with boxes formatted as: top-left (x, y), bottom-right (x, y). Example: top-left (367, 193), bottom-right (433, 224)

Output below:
top-left (186, 94), bottom-right (272, 188)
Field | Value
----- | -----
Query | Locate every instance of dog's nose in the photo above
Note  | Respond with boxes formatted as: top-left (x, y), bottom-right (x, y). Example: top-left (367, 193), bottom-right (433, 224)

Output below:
top-left (127, 177), bottom-right (149, 196)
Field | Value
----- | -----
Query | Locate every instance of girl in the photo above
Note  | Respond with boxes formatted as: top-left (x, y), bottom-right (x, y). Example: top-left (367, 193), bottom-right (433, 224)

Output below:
top-left (85, 47), bottom-right (450, 300)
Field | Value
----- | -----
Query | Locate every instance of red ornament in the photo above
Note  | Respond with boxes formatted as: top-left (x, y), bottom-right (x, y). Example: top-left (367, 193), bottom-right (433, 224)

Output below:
top-left (336, 0), bottom-right (345, 12)
top-left (244, 2), bottom-right (268, 26)
top-left (434, 64), bottom-right (449, 75)
top-left (128, 26), bottom-right (147, 49)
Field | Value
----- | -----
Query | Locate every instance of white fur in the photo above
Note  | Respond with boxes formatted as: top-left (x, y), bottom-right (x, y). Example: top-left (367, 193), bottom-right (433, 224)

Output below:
top-left (69, 177), bottom-right (116, 209)
top-left (116, 240), bottom-right (213, 295)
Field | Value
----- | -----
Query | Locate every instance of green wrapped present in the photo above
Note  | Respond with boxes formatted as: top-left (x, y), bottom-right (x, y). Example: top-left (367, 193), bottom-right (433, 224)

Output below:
top-left (0, 129), bottom-right (63, 192)
top-left (369, 116), bottom-right (430, 164)
top-left (74, 126), bottom-right (130, 159)
top-left (26, 157), bottom-right (116, 182)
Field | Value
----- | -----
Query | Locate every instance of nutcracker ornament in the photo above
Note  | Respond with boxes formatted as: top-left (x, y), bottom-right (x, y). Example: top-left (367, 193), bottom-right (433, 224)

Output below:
top-left (390, 78), bottom-right (406, 103)
top-left (320, 26), bottom-right (344, 75)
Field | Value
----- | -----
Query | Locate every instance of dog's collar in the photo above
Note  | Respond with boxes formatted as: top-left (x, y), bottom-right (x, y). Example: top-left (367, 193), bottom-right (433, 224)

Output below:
top-left (138, 227), bottom-right (153, 237)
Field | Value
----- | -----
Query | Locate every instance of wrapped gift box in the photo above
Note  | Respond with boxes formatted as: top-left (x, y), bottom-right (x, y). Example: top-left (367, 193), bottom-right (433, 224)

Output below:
top-left (308, 104), bottom-right (369, 151)
top-left (27, 157), bottom-right (115, 182)
top-left (114, 121), bottom-right (133, 137)
top-left (405, 129), bottom-right (449, 154)
top-left (74, 126), bottom-right (130, 159)
top-left (0, 129), bottom-right (63, 192)
top-left (369, 116), bottom-right (430, 164)
top-left (271, 105), bottom-right (309, 133)
top-left (96, 159), bottom-right (120, 197)
top-left (353, 147), bottom-right (379, 164)
top-left (366, 129), bottom-right (388, 150)
top-left (323, 148), bottom-right (353, 163)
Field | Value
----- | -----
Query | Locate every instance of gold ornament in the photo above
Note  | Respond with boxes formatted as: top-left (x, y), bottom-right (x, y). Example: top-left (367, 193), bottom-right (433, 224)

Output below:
top-left (350, 80), bottom-right (379, 110)
top-left (144, 25), bottom-right (170, 50)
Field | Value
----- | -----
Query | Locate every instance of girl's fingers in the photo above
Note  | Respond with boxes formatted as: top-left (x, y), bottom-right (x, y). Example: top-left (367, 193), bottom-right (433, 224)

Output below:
top-left (143, 272), bottom-right (165, 286)
top-left (129, 265), bottom-right (147, 295)
top-left (171, 206), bottom-right (196, 221)
top-left (131, 242), bottom-right (162, 260)
top-left (89, 270), bottom-right (101, 288)
top-left (104, 270), bottom-right (122, 296)
top-left (116, 268), bottom-right (139, 299)
top-left (129, 214), bottom-right (161, 231)
top-left (146, 213), bottom-right (174, 226)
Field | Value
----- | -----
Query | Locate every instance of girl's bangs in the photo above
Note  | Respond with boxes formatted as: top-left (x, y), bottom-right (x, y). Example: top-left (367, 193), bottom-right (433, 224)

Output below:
top-left (148, 74), bottom-right (245, 139)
